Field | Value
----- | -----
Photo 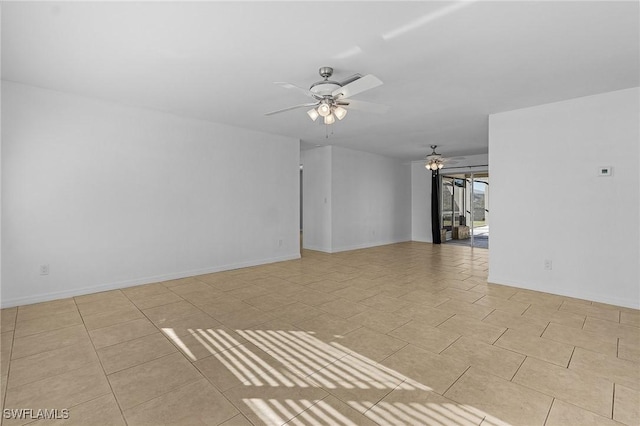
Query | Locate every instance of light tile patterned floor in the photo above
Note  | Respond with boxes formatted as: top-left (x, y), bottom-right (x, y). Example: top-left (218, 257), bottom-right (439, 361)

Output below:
top-left (0, 242), bottom-right (639, 425)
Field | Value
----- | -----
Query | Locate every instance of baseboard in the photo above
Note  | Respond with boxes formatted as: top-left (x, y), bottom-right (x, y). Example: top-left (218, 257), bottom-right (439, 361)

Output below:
top-left (0, 253), bottom-right (301, 308)
top-left (330, 238), bottom-right (411, 253)
top-left (301, 244), bottom-right (332, 253)
top-left (488, 275), bottom-right (640, 310)
top-left (411, 237), bottom-right (433, 243)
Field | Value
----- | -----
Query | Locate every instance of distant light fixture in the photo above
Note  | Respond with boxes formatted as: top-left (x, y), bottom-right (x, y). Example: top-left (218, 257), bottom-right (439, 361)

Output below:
top-left (425, 145), bottom-right (445, 170)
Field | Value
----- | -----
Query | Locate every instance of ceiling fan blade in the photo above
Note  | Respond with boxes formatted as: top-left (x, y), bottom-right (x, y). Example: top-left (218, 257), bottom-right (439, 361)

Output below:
top-left (264, 102), bottom-right (319, 116)
top-left (340, 99), bottom-right (389, 114)
top-left (337, 73), bottom-right (363, 87)
top-left (274, 82), bottom-right (314, 98)
top-left (332, 74), bottom-right (383, 99)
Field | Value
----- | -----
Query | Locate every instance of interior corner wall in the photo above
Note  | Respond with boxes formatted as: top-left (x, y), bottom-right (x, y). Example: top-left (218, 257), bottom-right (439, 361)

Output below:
top-left (300, 146), bottom-right (332, 252)
top-left (330, 146), bottom-right (411, 252)
top-left (489, 87), bottom-right (640, 309)
top-left (411, 162), bottom-right (432, 242)
top-left (1, 81), bottom-right (300, 308)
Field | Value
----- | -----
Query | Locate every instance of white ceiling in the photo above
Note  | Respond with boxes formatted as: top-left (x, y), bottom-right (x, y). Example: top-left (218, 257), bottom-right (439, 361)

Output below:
top-left (2, 1), bottom-right (638, 161)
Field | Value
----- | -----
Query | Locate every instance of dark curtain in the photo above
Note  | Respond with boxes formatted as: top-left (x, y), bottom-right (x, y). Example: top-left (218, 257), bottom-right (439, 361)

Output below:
top-left (431, 169), bottom-right (441, 244)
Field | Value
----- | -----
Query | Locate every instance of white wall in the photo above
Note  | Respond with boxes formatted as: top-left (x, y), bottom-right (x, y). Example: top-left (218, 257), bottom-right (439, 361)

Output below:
top-left (300, 146), bottom-right (332, 252)
top-left (331, 146), bottom-right (411, 252)
top-left (301, 145), bottom-right (411, 253)
top-left (1, 82), bottom-right (300, 307)
top-left (489, 87), bottom-right (640, 309)
top-left (411, 162), bottom-right (432, 242)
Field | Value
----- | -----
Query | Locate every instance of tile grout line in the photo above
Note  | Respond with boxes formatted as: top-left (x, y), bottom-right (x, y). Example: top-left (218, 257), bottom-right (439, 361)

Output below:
top-left (539, 321), bottom-right (551, 338)
top-left (565, 346), bottom-right (576, 369)
top-left (78, 293), bottom-right (130, 425)
top-left (1, 312), bottom-right (18, 426)
top-left (441, 365), bottom-right (471, 397)
top-left (439, 335), bottom-right (462, 355)
top-left (509, 355), bottom-right (527, 382)
top-left (542, 398), bottom-right (556, 425)
top-left (611, 383), bottom-right (616, 420)
top-left (491, 327), bottom-right (508, 345)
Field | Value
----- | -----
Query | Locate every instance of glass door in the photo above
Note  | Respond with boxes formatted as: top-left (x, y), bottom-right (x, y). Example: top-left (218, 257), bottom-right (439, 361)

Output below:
top-left (471, 174), bottom-right (489, 248)
top-left (441, 176), bottom-right (468, 242)
top-left (441, 172), bottom-right (488, 248)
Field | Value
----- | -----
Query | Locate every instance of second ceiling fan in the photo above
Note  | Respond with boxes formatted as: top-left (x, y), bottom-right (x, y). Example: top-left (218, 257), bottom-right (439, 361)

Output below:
top-left (265, 67), bottom-right (388, 125)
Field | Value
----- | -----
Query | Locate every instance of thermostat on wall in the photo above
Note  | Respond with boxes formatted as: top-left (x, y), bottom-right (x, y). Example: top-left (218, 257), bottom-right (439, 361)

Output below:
top-left (598, 166), bottom-right (613, 177)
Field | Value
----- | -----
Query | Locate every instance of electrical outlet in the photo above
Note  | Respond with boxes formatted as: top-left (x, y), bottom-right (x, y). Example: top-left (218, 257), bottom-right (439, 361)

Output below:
top-left (39, 264), bottom-right (50, 275)
top-left (278, 239), bottom-right (283, 247)
top-left (544, 259), bottom-right (552, 270)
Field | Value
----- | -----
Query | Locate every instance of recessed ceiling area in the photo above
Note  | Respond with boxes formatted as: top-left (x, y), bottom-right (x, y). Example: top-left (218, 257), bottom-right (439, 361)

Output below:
top-left (2, 1), bottom-right (638, 160)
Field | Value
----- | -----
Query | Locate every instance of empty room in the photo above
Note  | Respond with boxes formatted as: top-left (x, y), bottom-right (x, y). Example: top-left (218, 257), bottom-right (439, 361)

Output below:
top-left (1, 1), bottom-right (639, 425)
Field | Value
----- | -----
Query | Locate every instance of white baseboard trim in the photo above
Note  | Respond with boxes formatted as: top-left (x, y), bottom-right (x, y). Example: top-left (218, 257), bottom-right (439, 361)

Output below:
top-left (488, 275), bottom-right (640, 310)
top-left (1, 253), bottom-right (301, 308)
top-left (330, 238), bottom-right (411, 253)
top-left (301, 244), bottom-right (332, 253)
top-left (411, 237), bottom-right (433, 243)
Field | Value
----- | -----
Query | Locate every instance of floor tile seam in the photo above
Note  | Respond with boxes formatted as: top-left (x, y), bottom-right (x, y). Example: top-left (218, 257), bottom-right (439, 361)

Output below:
top-left (113, 368), bottom-right (205, 415)
top-left (44, 392), bottom-right (120, 424)
top-left (128, 294), bottom-right (187, 310)
top-left (357, 381), bottom-right (400, 419)
top-left (440, 365), bottom-right (471, 398)
top-left (79, 308), bottom-right (146, 330)
top-left (90, 326), bottom-right (161, 352)
top-left (491, 342), bottom-right (570, 369)
top-left (540, 332), bottom-right (619, 355)
top-left (140, 298), bottom-right (210, 329)
top-left (13, 313), bottom-right (84, 339)
top-left (274, 392), bottom-right (335, 425)
top-left (243, 333), bottom-right (344, 379)
top-left (1, 328), bottom-right (16, 419)
top-left (507, 353), bottom-right (529, 382)
top-left (436, 335), bottom-right (462, 356)
top-left (81, 319), bottom-right (129, 424)
top-left (5, 350), bottom-right (104, 395)
top-left (381, 318), bottom-right (414, 336)
top-left (9, 323), bottom-right (89, 355)
top-left (569, 345), bottom-right (640, 369)
top-left (489, 327), bottom-right (508, 345)
top-left (14, 307), bottom-right (81, 325)
top-left (9, 333), bottom-right (95, 363)
top-left (118, 376), bottom-right (236, 422)
top-left (611, 383), bottom-right (617, 421)
top-left (542, 397), bottom-right (556, 425)
top-left (512, 377), bottom-right (614, 421)
top-left (102, 344), bottom-right (184, 377)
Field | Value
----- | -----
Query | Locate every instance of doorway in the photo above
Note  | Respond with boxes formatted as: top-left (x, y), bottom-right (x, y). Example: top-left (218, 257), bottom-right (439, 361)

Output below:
top-left (441, 173), bottom-right (489, 248)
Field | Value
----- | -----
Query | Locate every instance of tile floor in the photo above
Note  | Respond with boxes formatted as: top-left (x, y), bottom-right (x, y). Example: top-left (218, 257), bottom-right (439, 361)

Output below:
top-left (0, 242), bottom-right (639, 425)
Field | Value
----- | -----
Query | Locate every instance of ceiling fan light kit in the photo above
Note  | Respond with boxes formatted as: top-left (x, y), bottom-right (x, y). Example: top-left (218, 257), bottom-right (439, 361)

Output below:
top-left (266, 66), bottom-right (385, 125)
top-left (425, 145), bottom-right (445, 170)
top-left (307, 108), bottom-right (319, 121)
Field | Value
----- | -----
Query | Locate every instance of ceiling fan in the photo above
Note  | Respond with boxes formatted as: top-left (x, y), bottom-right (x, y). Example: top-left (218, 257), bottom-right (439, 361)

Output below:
top-left (265, 67), bottom-right (388, 124)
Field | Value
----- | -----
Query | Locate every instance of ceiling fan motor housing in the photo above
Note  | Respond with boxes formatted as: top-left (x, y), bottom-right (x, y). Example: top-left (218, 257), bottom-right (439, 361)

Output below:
top-left (309, 66), bottom-right (343, 98)
top-left (319, 66), bottom-right (333, 79)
